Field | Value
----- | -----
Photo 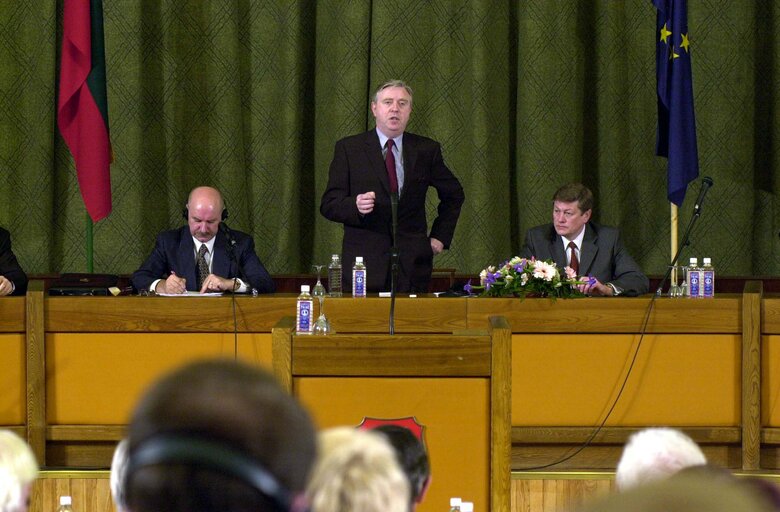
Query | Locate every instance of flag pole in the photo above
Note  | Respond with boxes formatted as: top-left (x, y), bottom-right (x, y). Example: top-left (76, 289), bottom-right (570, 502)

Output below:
top-left (86, 212), bottom-right (94, 273)
top-left (670, 203), bottom-right (678, 285)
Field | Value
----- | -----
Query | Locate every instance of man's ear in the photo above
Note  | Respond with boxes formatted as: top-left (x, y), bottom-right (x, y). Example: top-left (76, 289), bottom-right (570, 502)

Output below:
top-left (583, 209), bottom-right (592, 222)
top-left (415, 475), bottom-right (432, 506)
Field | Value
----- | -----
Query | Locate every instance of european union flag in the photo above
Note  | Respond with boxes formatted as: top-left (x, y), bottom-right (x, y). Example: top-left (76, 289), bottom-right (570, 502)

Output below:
top-left (653, 0), bottom-right (699, 207)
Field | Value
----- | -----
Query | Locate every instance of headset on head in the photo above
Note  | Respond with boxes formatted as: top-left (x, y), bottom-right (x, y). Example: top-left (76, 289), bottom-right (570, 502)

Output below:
top-left (125, 434), bottom-right (292, 512)
top-left (182, 204), bottom-right (229, 222)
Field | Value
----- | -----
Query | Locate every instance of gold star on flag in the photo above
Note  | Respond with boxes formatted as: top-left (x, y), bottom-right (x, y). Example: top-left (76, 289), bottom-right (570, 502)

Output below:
top-left (660, 22), bottom-right (672, 44)
top-left (669, 46), bottom-right (679, 60)
top-left (680, 33), bottom-right (690, 53)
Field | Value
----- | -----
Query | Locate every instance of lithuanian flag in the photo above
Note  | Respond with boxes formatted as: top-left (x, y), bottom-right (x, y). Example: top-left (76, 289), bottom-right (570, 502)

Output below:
top-left (57, 0), bottom-right (112, 223)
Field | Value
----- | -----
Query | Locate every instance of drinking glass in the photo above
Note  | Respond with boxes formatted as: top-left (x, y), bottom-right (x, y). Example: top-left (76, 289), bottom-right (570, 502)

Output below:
top-left (311, 265), bottom-right (334, 334)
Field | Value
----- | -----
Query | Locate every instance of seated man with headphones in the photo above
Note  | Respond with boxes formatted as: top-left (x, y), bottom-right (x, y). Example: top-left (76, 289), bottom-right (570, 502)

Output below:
top-left (131, 186), bottom-right (275, 294)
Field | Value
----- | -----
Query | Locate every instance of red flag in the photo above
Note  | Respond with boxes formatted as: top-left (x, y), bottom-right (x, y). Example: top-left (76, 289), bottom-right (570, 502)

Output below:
top-left (57, 0), bottom-right (112, 222)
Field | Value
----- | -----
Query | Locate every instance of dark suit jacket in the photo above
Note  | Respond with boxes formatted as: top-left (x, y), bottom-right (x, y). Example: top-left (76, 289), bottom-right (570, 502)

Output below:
top-left (520, 222), bottom-right (649, 296)
top-left (0, 227), bottom-right (28, 295)
top-left (131, 226), bottom-right (275, 294)
top-left (320, 130), bottom-right (464, 292)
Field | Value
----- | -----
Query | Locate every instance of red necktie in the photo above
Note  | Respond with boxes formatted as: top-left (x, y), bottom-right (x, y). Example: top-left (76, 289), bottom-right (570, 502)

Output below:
top-left (568, 241), bottom-right (579, 274)
top-left (385, 139), bottom-right (398, 194)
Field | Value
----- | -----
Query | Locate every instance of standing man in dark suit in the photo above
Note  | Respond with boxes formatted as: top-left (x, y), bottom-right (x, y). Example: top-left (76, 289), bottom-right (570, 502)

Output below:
top-left (521, 183), bottom-right (649, 296)
top-left (0, 227), bottom-right (28, 296)
top-left (131, 186), bottom-right (274, 294)
top-left (320, 80), bottom-right (465, 293)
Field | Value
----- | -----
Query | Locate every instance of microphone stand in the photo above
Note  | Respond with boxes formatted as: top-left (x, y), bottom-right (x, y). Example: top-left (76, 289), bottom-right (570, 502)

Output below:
top-left (220, 223), bottom-right (255, 295)
top-left (655, 178), bottom-right (713, 296)
top-left (389, 192), bottom-right (399, 335)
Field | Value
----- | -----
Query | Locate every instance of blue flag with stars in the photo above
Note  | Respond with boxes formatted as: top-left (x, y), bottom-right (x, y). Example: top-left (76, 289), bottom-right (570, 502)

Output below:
top-left (653, 0), bottom-right (699, 207)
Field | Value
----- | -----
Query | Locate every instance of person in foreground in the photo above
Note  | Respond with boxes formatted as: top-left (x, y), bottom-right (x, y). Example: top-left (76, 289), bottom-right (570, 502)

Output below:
top-left (615, 427), bottom-right (706, 490)
top-left (580, 470), bottom-right (777, 512)
top-left (0, 430), bottom-right (39, 512)
top-left (109, 439), bottom-right (129, 512)
top-left (131, 186), bottom-right (274, 294)
top-left (372, 425), bottom-right (431, 511)
top-left (124, 359), bottom-right (317, 512)
top-left (0, 228), bottom-right (27, 296)
top-left (521, 183), bottom-right (649, 296)
top-left (320, 80), bottom-right (465, 293)
top-left (306, 427), bottom-right (409, 512)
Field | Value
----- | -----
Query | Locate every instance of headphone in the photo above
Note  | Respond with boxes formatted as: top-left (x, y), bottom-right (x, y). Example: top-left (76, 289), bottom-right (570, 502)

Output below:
top-left (125, 434), bottom-right (292, 512)
top-left (182, 204), bottom-right (229, 221)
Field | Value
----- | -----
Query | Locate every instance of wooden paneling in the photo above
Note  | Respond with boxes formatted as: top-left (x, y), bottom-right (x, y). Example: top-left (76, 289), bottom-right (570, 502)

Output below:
top-left (511, 334), bottom-right (740, 426)
top-left (467, 295), bottom-right (741, 333)
top-left (0, 296), bottom-right (24, 331)
top-left (292, 335), bottom-right (491, 376)
top-left (32, 472), bottom-right (114, 512)
top-left (742, 281), bottom-right (762, 469)
top-left (26, 280), bottom-right (45, 463)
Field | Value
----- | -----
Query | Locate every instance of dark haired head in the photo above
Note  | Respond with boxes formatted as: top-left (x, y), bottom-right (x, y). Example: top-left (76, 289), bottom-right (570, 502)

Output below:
top-left (125, 359), bottom-right (316, 512)
top-left (372, 425), bottom-right (430, 507)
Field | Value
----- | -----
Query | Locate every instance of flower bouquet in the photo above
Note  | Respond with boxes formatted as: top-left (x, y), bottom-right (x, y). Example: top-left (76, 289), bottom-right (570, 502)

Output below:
top-left (464, 256), bottom-right (585, 299)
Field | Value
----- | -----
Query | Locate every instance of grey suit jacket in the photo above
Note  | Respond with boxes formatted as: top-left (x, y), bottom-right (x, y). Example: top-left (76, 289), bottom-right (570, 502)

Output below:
top-left (520, 222), bottom-right (649, 296)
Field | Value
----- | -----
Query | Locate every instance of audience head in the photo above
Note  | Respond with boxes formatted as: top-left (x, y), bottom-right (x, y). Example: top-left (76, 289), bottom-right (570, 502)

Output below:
top-left (124, 358), bottom-right (317, 512)
top-left (372, 425), bottom-right (431, 509)
top-left (306, 427), bottom-right (410, 512)
top-left (615, 427), bottom-right (707, 490)
top-left (109, 439), bottom-right (129, 512)
top-left (186, 186), bottom-right (225, 243)
top-left (582, 470), bottom-right (776, 512)
top-left (0, 430), bottom-right (38, 512)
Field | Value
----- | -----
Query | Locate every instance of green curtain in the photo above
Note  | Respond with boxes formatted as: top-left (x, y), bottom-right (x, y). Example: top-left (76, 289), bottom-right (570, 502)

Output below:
top-left (0, 1), bottom-right (777, 278)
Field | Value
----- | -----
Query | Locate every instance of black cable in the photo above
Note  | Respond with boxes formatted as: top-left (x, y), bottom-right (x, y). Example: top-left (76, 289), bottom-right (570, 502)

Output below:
top-left (516, 293), bottom-right (658, 470)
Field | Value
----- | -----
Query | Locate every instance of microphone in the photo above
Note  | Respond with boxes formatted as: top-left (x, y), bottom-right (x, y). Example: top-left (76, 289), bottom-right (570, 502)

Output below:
top-left (692, 176), bottom-right (714, 215)
top-left (219, 222), bottom-right (255, 295)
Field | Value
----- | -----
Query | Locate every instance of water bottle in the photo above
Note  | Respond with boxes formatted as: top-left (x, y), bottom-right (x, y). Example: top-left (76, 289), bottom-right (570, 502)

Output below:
top-left (57, 496), bottom-right (73, 512)
top-left (296, 285), bottom-right (313, 334)
top-left (702, 257), bottom-right (715, 298)
top-left (449, 497), bottom-right (462, 512)
top-left (328, 254), bottom-right (343, 297)
top-left (686, 257), bottom-right (701, 298)
top-left (352, 257), bottom-right (366, 298)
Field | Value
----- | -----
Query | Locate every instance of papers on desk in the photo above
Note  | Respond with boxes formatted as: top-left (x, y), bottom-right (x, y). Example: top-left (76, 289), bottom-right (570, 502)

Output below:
top-left (157, 291), bottom-right (223, 297)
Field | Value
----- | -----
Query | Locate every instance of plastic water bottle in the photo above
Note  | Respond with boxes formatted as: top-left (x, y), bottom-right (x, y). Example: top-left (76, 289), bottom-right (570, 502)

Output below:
top-left (296, 285), bottom-right (313, 334)
top-left (328, 254), bottom-right (343, 297)
top-left (352, 257), bottom-right (366, 298)
top-left (686, 257), bottom-right (701, 298)
top-left (449, 497), bottom-right (462, 512)
top-left (702, 257), bottom-right (715, 298)
top-left (57, 496), bottom-right (73, 512)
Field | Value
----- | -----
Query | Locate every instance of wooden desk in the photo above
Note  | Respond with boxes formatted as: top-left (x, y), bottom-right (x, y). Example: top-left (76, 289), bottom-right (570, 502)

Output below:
top-left (2, 283), bottom-right (768, 472)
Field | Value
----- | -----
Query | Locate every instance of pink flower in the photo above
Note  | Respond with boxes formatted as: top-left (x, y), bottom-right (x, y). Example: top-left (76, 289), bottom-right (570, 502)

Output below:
top-left (564, 266), bottom-right (577, 279)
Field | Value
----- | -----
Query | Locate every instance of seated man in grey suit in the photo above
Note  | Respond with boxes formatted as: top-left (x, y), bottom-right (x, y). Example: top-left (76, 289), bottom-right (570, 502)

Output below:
top-left (521, 183), bottom-right (649, 296)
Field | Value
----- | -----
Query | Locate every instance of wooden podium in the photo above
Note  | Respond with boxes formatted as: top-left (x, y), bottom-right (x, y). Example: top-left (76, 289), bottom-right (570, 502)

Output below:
top-left (271, 315), bottom-right (511, 512)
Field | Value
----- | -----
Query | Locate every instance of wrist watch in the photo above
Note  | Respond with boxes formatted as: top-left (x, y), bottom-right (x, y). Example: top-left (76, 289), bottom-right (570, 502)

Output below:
top-left (607, 283), bottom-right (623, 296)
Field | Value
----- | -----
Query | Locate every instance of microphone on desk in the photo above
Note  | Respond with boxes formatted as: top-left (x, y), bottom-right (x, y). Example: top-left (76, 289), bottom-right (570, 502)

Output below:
top-left (220, 222), bottom-right (255, 295)
top-left (389, 191), bottom-right (399, 335)
top-left (655, 176), bottom-right (714, 297)
top-left (692, 176), bottom-right (714, 215)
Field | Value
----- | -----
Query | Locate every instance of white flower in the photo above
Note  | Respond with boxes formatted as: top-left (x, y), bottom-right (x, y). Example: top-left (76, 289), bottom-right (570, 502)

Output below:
top-left (509, 256), bottom-right (523, 265)
top-left (505, 274), bottom-right (514, 283)
top-left (479, 269), bottom-right (487, 286)
top-left (533, 261), bottom-right (558, 281)
top-left (521, 273), bottom-right (529, 285)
